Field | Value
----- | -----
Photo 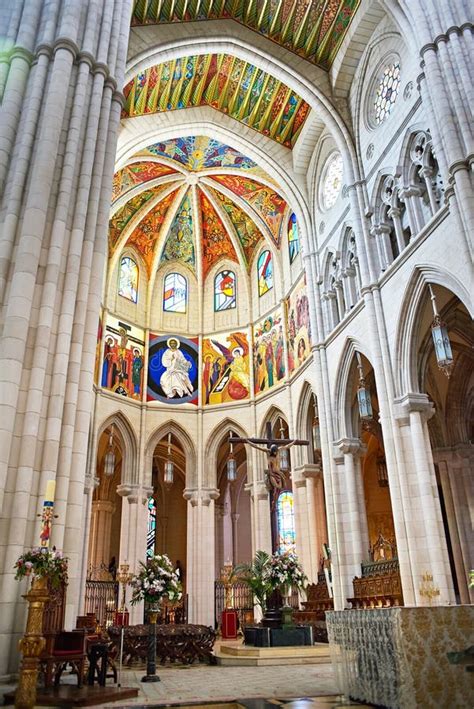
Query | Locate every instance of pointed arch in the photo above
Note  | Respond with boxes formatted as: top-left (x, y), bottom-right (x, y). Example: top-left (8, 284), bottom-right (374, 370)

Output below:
top-left (204, 417), bottom-right (249, 489)
top-left (332, 337), bottom-right (372, 440)
top-left (146, 421), bottom-right (197, 489)
top-left (259, 405), bottom-right (288, 438)
top-left (96, 411), bottom-right (139, 485)
top-left (394, 265), bottom-right (473, 397)
top-left (294, 381), bottom-right (317, 467)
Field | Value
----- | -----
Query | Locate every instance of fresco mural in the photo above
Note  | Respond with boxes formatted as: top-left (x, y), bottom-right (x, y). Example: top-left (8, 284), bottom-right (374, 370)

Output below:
top-left (148, 334), bottom-right (199, 405)
top-left (141, 136), bottom-right (257, 171)
top-left (112, 161), bottom-right (178, 203)
top-left (287, 275), bottom-right (312, 374)
top-left (202, 331), bottom-right (250, 405)
top-left (122, 57), bottom-right (310, 147)
top-left (108, 188), bottom-right (156, 251)
top-left (160, 193), bottom-right (195, 271)
top-left (200, 191), bottom-right (238, 278)
top-left (210, 175), bottom-right (287, 245)
top-left (253, 308), bottom-right (286, 395)
top-left (101, 315), bottom-right (145, 399)
top-left (126, 189), bottom-right (178, 273)
top-left (211, 188), bottom-right (263, 266)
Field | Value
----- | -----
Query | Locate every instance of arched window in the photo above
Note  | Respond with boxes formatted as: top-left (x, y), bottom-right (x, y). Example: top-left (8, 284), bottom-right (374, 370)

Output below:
top-left (118, 255), bottom-right (139, 303)
top-left (288, 213), bottom-right (300, 263)
top-left (257, 250), bottom-right (273, 296)
top-left (146, 496), bottom-right (156, 558)
top-left (214, 270), bottom-right (236, 311)
top-left (276, 491), bottom-right (296, 553)
top-left (163, 272), bottom-right (187, 313)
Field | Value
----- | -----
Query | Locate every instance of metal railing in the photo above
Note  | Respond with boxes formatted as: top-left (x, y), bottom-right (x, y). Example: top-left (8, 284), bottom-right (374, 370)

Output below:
top-left (84, 579), bottom-right (119, 627)
top-left (214, 581), bottom-right (254, 628)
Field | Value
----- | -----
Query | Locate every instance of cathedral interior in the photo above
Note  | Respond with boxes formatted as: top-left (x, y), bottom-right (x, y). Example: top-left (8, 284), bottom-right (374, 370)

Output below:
top-left (0, 0), bottom-right (472, 705)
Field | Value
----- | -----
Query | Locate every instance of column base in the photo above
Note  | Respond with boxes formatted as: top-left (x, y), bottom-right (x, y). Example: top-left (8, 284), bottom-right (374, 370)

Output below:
top-left (141, 674), bottom-right (161, 683)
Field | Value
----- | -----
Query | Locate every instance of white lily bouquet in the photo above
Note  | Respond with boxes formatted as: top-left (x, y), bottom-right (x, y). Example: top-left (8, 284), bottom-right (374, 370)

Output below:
top-left (130, 553), bottom-right (182, 607)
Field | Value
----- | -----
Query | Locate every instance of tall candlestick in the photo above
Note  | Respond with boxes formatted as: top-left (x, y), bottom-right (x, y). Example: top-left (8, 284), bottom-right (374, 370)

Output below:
top-left (40, 480), bottom-right (56, 548)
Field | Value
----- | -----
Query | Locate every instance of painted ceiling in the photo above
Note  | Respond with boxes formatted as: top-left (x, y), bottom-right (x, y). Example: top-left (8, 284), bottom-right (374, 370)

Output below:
top-left (122, 54), bottom-right (310, 148)
top-left (130, 0), bottom-right (360, 69)
top-left (109, 137), bottom-right (289, 278)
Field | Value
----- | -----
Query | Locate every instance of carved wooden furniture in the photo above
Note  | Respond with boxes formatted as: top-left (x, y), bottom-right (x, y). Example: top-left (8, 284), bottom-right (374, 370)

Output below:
top-left (347, 536), bottom-right (403, 609)
top-left (45, 630), bottom-right (87, 687)
top-left (108, 623), bottom-right (216, 666)
top-left (40, 580), bottom-right (67, 687)
top-left (348, 558), bottom-right (403, 608)
top-left (293, 573), bottom-right (333, 643)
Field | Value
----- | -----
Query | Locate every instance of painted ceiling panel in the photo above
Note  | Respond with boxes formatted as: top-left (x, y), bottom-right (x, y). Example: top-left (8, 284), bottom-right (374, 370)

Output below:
top-left (130, 0), bottom-right (360, 69)
top-left (200, 191), bottom-right (238, 278)
top-left (122, 55), bottom-right (310, 148)
top-left (140, 136), bottom-right (258, 171)
top-left (160, 193), bottom-right (196, 272)
top-left (210, 188), bottom-right (265, 266)
top-left (127, 189), bottom-right (179, 273)
top-left (112, 161), bottom-right (178, 203)
top-left (209, 174), bottom-right (287, 245)
top-left (109, 188), bottom-right (156, 250)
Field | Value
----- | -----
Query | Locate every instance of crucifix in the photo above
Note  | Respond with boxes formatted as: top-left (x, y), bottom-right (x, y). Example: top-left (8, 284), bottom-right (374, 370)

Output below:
top-left (229, 420), bottom-right (309, 508)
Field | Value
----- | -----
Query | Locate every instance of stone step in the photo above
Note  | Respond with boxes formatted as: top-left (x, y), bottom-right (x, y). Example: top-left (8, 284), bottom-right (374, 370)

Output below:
top-left (215, 642), bottom-right (331, 666)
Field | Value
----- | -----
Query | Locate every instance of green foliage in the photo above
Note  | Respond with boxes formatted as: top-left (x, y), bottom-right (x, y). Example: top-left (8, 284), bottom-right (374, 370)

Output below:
top-left (469, 570), bottom-right (474, 589)
top-left (14, 548), bottom-right (68, 589)
top-left (234, 550), bottom-right (272, 613)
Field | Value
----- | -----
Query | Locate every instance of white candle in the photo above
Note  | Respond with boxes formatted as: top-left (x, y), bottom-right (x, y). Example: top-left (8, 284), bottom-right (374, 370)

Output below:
top-left (44, 479), bottom-right (56, 504)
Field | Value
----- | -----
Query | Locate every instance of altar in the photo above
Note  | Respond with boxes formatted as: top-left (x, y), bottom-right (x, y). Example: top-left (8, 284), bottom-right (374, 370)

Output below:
top-left (327, 606), bottom-right (474, 709)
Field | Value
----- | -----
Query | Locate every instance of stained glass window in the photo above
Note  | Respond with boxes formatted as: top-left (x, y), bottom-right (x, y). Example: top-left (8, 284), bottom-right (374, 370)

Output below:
top-left (257, 250), bottom-right (273, 296)
top-left (321, 153), bottom-right (343, 210)
top-left (163, 272), bottom-right (187, 313)
top-left (118, 256), bottom-right (138, 303)
top-left (147, 496), bottom-right (156, 558)
top-left (214, 270), bottom-right (236, 311)
top-left (276, 491), bottom-right (296, 553)
top-left (288, 213), bottom-right (300, 263)
top-left (374, 62), bottom-right (401, 125)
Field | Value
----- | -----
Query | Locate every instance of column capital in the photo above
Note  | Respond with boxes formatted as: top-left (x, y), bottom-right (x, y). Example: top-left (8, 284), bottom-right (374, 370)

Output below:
top-left (140, 486), bottom-right (154, 504)
top-left (393, 392), bottom-right (435, 423)
top-left (292, 463), bottom-right (323, 481)
top-left (184, 487), bottom-right (219, 507)
top-left (333, 437), bottom-right (366, 457)
top-left (116, 483), bottom-right (133, 498)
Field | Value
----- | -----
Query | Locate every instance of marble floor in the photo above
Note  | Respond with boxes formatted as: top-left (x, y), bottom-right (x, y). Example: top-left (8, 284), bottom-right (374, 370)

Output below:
top-left (0, 663), bottom-right (373, 708)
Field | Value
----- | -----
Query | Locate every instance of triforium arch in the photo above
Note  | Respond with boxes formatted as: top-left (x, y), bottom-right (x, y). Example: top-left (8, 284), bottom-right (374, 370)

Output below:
top-left (95, 411), bottom-right (139, 486)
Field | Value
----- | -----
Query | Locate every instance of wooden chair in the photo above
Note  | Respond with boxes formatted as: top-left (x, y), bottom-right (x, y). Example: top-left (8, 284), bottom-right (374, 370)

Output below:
top-left (48, 630), bottom-right (87, 687)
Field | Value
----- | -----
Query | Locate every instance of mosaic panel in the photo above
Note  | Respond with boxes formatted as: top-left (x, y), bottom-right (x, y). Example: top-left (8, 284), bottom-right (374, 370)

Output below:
top-left (202, 331), bottom-right (250, 405)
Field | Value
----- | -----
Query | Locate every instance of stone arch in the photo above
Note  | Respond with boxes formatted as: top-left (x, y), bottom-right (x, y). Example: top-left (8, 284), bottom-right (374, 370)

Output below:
top-left (96, 410), bottom-right (139, 486)
top-left (204, 417), bottom-right (249, 489)
top-left (294, 381), bottom-right (317, 467)
top-left (146, 421), bottom-right (197, 490)
top-left (332, 337), bottom-right (372, 440)
top-left (259, 404), bottom-right (288, 438)
top-left (394, 265), bottom-right (473, 397)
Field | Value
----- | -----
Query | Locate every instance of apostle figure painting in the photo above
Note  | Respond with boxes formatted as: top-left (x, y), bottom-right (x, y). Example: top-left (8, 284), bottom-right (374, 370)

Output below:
top-left (148, 334), bottom-right (198, 404)
top-left (202, 331), bottom-right (250, 405)
top-left (101, 315), bottom-right (145, 399)
top-left (253, 308), bottom-right (286, 395)
top-left (287, 276), bottom-right (312, 374)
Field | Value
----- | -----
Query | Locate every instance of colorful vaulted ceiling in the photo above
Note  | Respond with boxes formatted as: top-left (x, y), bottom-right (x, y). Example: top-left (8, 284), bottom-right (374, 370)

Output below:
top-left (130, 0), bottom-right (360, 69)
top-left (109, 137), bottom-right (289, 278)
top-left (123, 54), bottom-right (310, 148)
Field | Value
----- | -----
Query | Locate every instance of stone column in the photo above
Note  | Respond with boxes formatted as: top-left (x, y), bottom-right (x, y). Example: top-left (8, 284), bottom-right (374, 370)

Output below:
top-left (394, 393), bottom-right (455, 604)
top-left (89, 499), bottom-right (115, 569)
top-left (231, 513), bottom-right (240, 564)
top-left (332, 439), bottom-right (370, 603)
top-left (254, 480), bottom-right (273, 554)
top-left (292, 464), bottom-right (327, 582)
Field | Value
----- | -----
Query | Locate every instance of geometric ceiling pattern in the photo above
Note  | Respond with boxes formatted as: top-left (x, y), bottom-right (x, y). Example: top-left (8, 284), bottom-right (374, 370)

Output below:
top-left (122, 54), bottom-right (311, 148)
top-left (109, 137), bottom-right (290, 280)
top-left (130, 0), bottom-right (361, 70)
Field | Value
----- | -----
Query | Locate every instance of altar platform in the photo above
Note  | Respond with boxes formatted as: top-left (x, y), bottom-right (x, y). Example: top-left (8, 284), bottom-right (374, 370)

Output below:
top-left (215, 639), bottom-right (331, 666)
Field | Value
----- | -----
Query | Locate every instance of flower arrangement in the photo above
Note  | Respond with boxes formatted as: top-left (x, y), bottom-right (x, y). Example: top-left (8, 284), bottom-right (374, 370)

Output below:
top-left (130, 553), bottom-right (182, 607)
top-left (268, 550), bottom-right (307, 592)
top-left (14, 547), bottom-right (68, 589)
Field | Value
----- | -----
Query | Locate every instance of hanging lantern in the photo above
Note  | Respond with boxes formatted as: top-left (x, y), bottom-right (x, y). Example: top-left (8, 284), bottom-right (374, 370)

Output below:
top-left (356, 353), bottom-right (373, 420)
top-left (376, 455), bottom-right (389, 488)
top-left (428, 284), bottom-right (454, 377)
top-left (227, 432), bottom-right (237, 482)
top-left (104, 426), bottom-right (116, 477)
top-left (164, 432), bottom-right (174, 488)
top-left (279, 447), bottom-right (290, 472)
